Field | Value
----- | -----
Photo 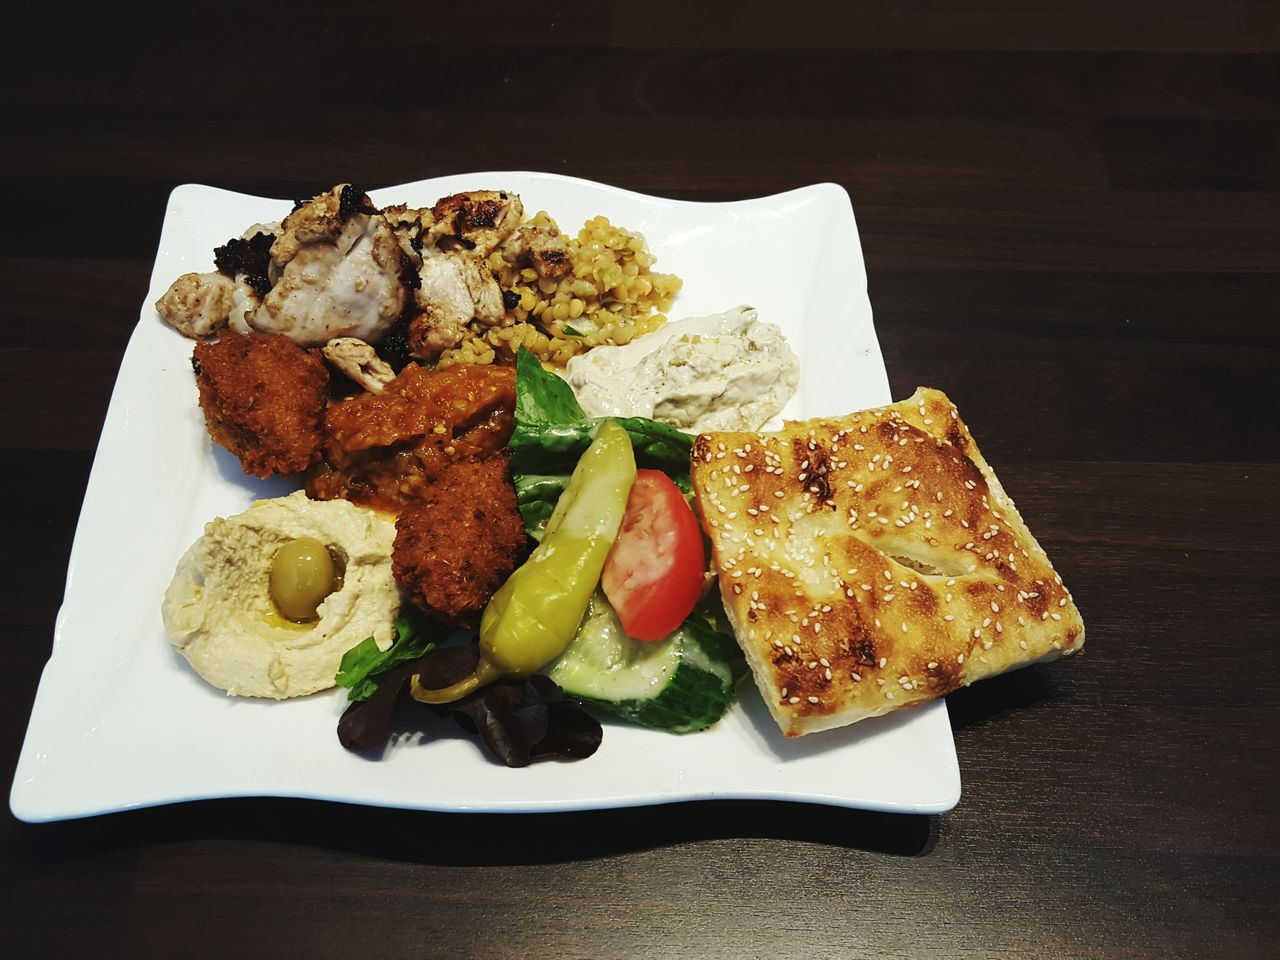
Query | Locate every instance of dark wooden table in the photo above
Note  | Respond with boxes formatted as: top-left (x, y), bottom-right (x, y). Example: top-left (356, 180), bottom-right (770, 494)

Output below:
top-left (4, 3), bottom-right (1277, 957)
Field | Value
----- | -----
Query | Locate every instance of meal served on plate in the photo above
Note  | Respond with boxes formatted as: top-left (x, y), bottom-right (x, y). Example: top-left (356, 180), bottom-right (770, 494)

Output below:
top-left (156, 181), bottom-right (772, 765)
top-left (691, 388), bottom-right (1085, 737)
top-left (155, 179), bottom-right (1081, 768)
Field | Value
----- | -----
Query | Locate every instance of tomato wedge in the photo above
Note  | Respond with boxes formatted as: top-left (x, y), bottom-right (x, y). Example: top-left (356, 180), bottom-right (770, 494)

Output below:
top-left (601, 469), bottom-right (706, 641)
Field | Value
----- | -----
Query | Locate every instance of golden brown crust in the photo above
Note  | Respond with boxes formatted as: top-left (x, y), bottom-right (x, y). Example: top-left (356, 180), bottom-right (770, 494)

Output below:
top-left (391, 456), bottom-right (528, 627)
top-left (690, 387), bottom-right (1085, 737)
top-left (192, 332), bottom-right (328, 478)
top-left (305, 364), bottom-right (515, 513)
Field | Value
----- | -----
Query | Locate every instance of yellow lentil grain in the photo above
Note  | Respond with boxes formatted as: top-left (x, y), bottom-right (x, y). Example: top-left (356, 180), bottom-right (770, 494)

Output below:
top-left (440, 209), bottom-right (680, 370)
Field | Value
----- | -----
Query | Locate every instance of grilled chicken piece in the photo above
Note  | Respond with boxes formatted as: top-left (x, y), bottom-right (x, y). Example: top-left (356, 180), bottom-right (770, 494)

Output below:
top-left (407, 248), bottom-right (509, 359)
top-left (458, 250), bottom-right (506, 325)
top-left (157, 186), bottom-right (522, 358)
top-left (226, 278), bottom-right (263, 335)
top-left (156, 185), bottom-right (409, 348)
top-left (411, 254), bottom-right (474, 353)
top-left (156, 272), bottom-right (238, 338)
top-left (498, 221), bottom-right (572, 279)
top-left (429, 190), bottom-right (523, 257)
top-left (156, 220), bottom-right (284, 338)
top-left (322, 337), bottom-right (396, 394)
top-left (382, 204), bottom-right (436, 261)
top-left (402, 191), bottom-right (523, 359)
top-left (251, 185), bottom-right (408, 347)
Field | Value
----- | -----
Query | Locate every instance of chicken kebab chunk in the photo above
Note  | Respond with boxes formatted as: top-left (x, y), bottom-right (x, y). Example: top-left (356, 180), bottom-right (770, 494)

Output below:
top-left (157, 184), bottom-right (576, 373)
top-left (157, 185), bottom-right (412, 347)
top-left (384, 190), bottom-right (534, 361)
top-left (321, 337), bottom-right (396, 395)
top-left (253, 185), bottom-right (409, 346)
top-left (156, 227), bottom-right (277, 338)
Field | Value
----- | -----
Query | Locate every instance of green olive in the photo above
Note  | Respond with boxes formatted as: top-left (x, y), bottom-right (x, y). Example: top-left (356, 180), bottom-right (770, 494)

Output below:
top-left (269, 537), bottom-right (337, 623)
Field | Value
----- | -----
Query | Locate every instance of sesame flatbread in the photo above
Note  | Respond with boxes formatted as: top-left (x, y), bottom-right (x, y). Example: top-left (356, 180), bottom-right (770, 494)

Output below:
top-left (690, 387), bottom-right (1084, 737)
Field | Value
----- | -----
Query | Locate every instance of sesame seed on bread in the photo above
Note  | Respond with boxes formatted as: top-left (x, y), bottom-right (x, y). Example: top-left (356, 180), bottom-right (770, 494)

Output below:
top-left (690, 387), bottom-right (1084, 738)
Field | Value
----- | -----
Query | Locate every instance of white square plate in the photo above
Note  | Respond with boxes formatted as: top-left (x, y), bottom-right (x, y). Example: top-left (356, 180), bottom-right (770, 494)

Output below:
top-left (10, 173), bottom-right (960, 822)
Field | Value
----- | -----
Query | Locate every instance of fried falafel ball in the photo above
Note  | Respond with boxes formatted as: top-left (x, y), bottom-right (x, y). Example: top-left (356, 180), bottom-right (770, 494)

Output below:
top-left (192, 332), bottom-right (329, 478)
top-left (392, 456), bottom-right (528, 627)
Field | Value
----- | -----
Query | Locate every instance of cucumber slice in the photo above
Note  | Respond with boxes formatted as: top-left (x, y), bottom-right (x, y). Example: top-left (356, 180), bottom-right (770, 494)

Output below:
top-left (548, 593), bottom-right (746, 733)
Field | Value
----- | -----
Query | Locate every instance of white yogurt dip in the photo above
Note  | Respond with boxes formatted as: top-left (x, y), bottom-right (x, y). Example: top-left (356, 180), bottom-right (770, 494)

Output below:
top-left (564, 305), bottom-right (799, 433)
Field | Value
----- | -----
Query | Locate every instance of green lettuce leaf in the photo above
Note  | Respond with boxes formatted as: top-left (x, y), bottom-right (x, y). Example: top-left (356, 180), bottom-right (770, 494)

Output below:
top-left (514, 473), bottom-right (570, 541)
top-left (515, 346), bottom-right (585, 427)
top-left (685, 600), bottom-right (750, 687)
top-left (509, 347), bottom-right (694, 536)
top-left (611, 415), bottom-right (695, 477)
top-left (335, 608), bottom-right (438, 701)
top-left (509, 420), bottom-right (599, 475)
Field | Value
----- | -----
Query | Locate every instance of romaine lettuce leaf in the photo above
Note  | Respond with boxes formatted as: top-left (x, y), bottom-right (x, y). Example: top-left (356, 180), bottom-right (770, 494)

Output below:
top-left (514, 346), bottom-right (586, 426)
top-left (510, 347), bottom-right (694, 537)
top-left (335, 608), bottom-right (438, 701)
top-left (514, 474), bottom-right (569, 541)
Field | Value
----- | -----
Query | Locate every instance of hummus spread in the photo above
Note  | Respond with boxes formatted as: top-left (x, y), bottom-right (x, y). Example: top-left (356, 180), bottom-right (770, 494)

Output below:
top-left (564, 305), bottom-right (799, 432)
top-left (162, 490), bottom-right (399, 699)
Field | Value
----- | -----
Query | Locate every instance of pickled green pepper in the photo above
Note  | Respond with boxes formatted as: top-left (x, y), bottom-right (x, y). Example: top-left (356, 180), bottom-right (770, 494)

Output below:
top-left (411, 420), bottom-right (637, 704)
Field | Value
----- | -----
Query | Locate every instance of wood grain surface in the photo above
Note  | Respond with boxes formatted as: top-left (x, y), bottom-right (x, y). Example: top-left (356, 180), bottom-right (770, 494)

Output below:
top-left (3, 2), bottom-right (1277, 957)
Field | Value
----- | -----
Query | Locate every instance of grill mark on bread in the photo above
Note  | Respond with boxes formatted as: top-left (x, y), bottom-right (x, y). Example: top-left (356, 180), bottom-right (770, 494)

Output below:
top-left (791, 437), bottom-right (835, 508)
top-left (944, 416), bottom-right (969, 453)
top-left (919, 655), bottom-right (962, 695)
top-left (909, 584), bottom-right (939, 616)
top-left (848, 629), bottom-right (878, 667)
top-left (692, 434), bottom-right (713, 463)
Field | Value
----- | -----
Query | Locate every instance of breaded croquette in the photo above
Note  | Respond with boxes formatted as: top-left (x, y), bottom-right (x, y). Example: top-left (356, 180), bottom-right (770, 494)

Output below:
top-left (192, 332), bottom-right (329, 478)
top-left (392, 456), bottom-right (528, 626)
